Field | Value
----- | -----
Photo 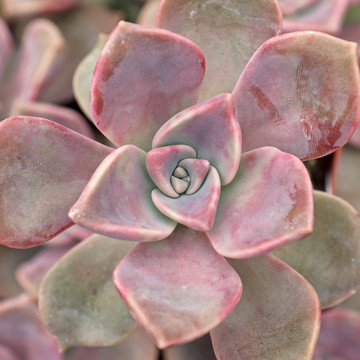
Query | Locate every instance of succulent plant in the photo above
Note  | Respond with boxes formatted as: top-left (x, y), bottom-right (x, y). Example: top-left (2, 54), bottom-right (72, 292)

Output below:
top-left (1, 0), bottom-right (360, 358)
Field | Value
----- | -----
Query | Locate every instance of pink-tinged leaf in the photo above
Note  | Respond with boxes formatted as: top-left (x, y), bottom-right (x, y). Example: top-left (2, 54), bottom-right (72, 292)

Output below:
top-left (233, 31), bottom-right (360, 160)
top-left (0, 295), bottom-right (61, 360)
top-left (146, 145), bottom-right (196, 198)
top-left (0, 116), bottom-right (113, 248)
top-left (39, 234), bottom-right (137, 350)
top-left (113, 226), bottom-right (242, 349)
top-left (278, 0), bottom-right (317, 16)
top-left (211, 254), bottom-right (321, 360)
top-left (9, 19), bottom-right (66, 106)
top-left (69, 145), bottom-right (176, 242)
top-left (67, 327), bottom-right (159, 360)
top-left (10, 100), bottom-right (94, 138)
top-left (46, 225), bottom-right (92, 247)
top-left (282, 0), bottom-right (349, 34)
top-left (313, 309), bottom-right (360, 360)
top-left (16, 245), bottom-right (73, 299)
top-left (158, 0), bottom-right (282, 102)
top-left (137, 0), bottom-right (161, 27)
top-left (1, 0), bottom-right (80, 19)
top-left (0, 345), bottom-right (17, 360)
top-left (163, 334), bottom-right (216, 360)
top-left (153, 94), bottom-right (241, 185)
top-left (152, 167), bottom-right (221, 231)
top-left (178, 158), bottom-right (209, 194)
top-left (207, 147), bottom-right (313, 258)
top-left (91, 20), bottom-right (205, 151)
top-left (274, 190), bottom-right (360, 309)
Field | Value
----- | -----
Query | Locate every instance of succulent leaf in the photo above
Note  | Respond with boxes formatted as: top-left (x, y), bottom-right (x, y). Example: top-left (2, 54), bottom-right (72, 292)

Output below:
top-left (69, 145), bottom-right (177, 242)
top-left (233, 31), bottom-right (360, 160)
top-left (157, 0), bottom-right (282, 101)
top-left (278, 0), bottom-right (317, 16)
top-left (90, 20), bottom-right (205, 151)
top-left (274, 190), bottom-right (360, 309)
top-left (207, 147), bottom-right (313, 258)
top-left (211, 254), bottom-right (321, 360)
top-left (153, 93), bottom-right (241, 185)
top-left (39, 234), bottom-right (137, 350)
top-left (0, 116), bottom-right (113, 248)
top-left (113, 226), bottom-right (242, 349)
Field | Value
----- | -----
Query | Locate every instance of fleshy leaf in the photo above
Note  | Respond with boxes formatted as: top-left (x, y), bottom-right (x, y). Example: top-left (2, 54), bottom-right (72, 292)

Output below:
top-left (67, 327), bottom-right (159, 360)
top-left (73, 34), bottom-right (108, 121)
top-left (233, 31), bottom-right (360, 160)
top-left (0, 295), bottom-right (61, 360)
top-left (91, 20), bottom-right (205, 151)
top-left (314, 309), bottom-right (360, 360)
top-left (152, 166), bottom-right (221, 231)
top-left (153, 93), bottom-right (241, 185)
top-left (69, 145), bottom-right (176, 242)
top-left (211, 254), bottom-right (320, 360)
top-left (146, 145), bottom-right (196, 198)
top-left (278, 0), bottom-right (317, 16)
top-left (0, 116), bottom-right (113, 248)
top-left (113, 226), bottom-right (242, 349)
top-left (39, 234), bottom-right (137, 350)
top-left (157, 0), bottom-right (282, 102)
top-left (207, 147), bottom-right (313, 258)
top-left (274, 190), bottom-right (360, 309)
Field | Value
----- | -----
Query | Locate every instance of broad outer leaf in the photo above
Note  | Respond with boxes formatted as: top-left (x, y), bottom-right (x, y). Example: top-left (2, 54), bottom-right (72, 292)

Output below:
top-left (211, 254), bottom-right (321, 360)
top-left (274, 190), bottom-right (360, 309)
top-left (0, 295), bottom-right (61, 360)
top-left (39, 234), bottom-right (137, 350)
top-left (67, 327), bottom-right (159, 360)
top-left (233, 31), bottom-right (360, 160)
top-left (69, 145), bottom-right (176, 242)
top-left (158, 0), bottom-right (282, 102)
top-left (73, 34), bottom-right (108, 121)
top-left (0, 116), bottom-right (113, 248)
top-left (152, 93), bottom-right (241, 185)
top-left (91, 20), bottom-right (205, 151)
top-left (313, 309), bottom-right (360, 360)
top-left (113, 226), bottom-right (242, 349)
top-left (207, 147), bottom-right (313, 258)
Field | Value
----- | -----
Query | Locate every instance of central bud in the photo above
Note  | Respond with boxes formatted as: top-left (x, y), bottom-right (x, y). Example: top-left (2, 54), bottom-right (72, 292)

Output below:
top-left (171, 166), bottom-right (190, 194)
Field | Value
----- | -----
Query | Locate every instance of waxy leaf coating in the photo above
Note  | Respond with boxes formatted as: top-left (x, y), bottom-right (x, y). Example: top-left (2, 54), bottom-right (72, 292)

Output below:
top-left (114, 226), bottom-right (242, 349)
top-left (0, 116), bottom-right (112, 248)
top-left (233, 31), bottom-right (360, 160)
top-left (90, 21), bottom-right (205, 151)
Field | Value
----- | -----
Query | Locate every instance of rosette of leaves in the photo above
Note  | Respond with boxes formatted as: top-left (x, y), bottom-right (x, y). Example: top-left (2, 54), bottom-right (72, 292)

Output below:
top-left (1, 0), bottom-right (360, 358)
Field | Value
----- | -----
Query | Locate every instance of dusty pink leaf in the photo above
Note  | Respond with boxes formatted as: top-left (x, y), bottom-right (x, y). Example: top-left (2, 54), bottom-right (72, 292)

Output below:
top-left (67, 327), bottom-right (159, 360)
top-left (0, 345), bottom-right (17, 360)
top-left (39, 234), bottom-right (137, 350)
top-left (207, 147), bottom-right (313, 258)
top-left (69, 145), bottom-right (176, 242)
top-left (91, 20), bottom-right (205, 151)
top-left (274, 191), bottom-right (360, 309)
top-left (211, 254), bottom-right (321, 360)
top-left (152, 167), bottom-right (221, 231)
top-left (146, 145), bottom-right (196, 198)
top-left (0, 295), bottom-right (61, 360)
top-left (313, 309), bottom-right (360, 360)
top-left (0, 116), bottom-right (113, 248)
top-left (158, 0), bottom-right (282, 102)
top-left (233, 31), bottom-right (360, 160)
top-left (282, 0), bottom-right (349, 34)
top-left (113, 226), bottom-right (242, 349)
top-left (46, 225), bottom-right (92, 247)
top-left (278, 0), bottom-right (317, 16)
top-left (153, 93), bottom-right (241, 185)
top-left (1, 0), bottom-right (80, 19)
top-left (10, 100), bottom-right (94, 138)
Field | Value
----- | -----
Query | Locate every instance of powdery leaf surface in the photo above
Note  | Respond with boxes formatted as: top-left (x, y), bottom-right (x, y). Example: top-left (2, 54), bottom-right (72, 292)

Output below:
top-left (158, 0), bottom-right (282, 102)
top-left (39, 234), bottom-right (137, 350)
top-left (207, 147), bottom-right (313, 258)
top-left (91, 21), bottom-right (205, 151)
top-left (114, 226), bottom-right (242, 349)
top-left (211, 254), bottom-right (320, 360)
top-left (0, 116), bottom-right (113, 248)
top-left (274, 190), bottom-right (360, 309)
top-left (233, 31), bottom-right (360, 160)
